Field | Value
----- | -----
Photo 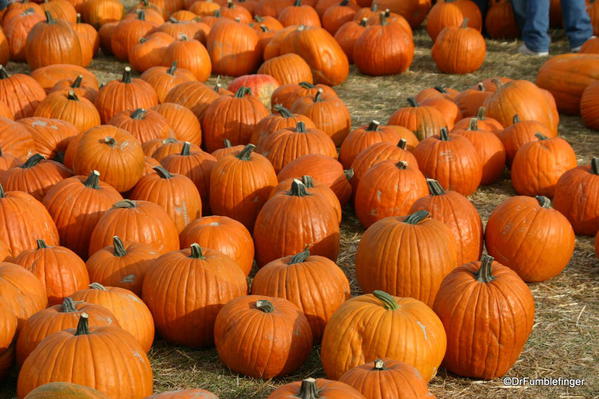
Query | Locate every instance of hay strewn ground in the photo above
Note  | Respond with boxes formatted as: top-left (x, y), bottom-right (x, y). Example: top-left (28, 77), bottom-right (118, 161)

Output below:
top-left (0, 25), bottom-right (597, 399)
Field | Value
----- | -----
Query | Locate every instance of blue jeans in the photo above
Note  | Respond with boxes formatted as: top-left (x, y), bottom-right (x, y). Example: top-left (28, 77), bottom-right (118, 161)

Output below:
top-left (512, 0), bottom-right (593, 51)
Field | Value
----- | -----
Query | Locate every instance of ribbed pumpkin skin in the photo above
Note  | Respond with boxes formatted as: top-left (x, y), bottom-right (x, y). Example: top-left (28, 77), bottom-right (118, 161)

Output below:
top-left (409, 181), bottom-right (482, 265)
top-left (163, 81), bottom-right (220, 119)
top-left (152, 103), bottom-right (203, 145)
top-left (268, 378), bottom-right (366, 399)
top-left (0, 118), bottom-right (36, 161)
top-left (355, 213), bottom-right (458, 306)
top-left (0, 189), bottom-right (59, 257)
top-left (25, 13), bottom-right (84, 69)
top-left (89, 200), bottom-right (180, 256)
top-left (144, 389), bottom-right (219, 399)
top-left (581, 80), bottom-right (599, 130)
top-left (33, 91), bottom-right (101, 133)
top-left (17, 322), bottom-right (153, 399)
top-left (339, 358), bottom-right (436, 399)
top-left (552, 160), bottom-right (599, 236)
top-left (18, 117), bottom-right (79, 160)
top-left (271, 177), bottom-right (342, 223)
top-left (108, 109), bottom-right (172, 145)
top-left (320, 292), bottom-right (447, 381)
top-left (258, 53), bottom-right (314, 85)
top-left (0, 306), bottom-right (17, 354)
top-left (180, 216), bottom-right (255, 276)
top-left (498, 116), bottom-right (555, 163)
top-left (290, 92), bottom-right (351, 146)
top-left (142, 246), bottom-right (247, 347)
top-left (214, 295), bottom-right (313, 379)
top-left (432, 23), bottom-right (486, 74)
top-left (15, 299), bottom-right (118, 365)
top-left (141, 66), bottom-right (197, 104)
top-left (388, 101), bottom-right (447, 140)
top-left (485, 196), bottom-right (575, 282)
top-left (42, 172), bottom-right (123, 259)
top-left (511, 136), bottom-right (577, 197)
top-left (13, 242), bottom-right (90, 306)
top-left (207, 19), bottom-right (261, 77)
top-left (485, 0), bottom-right (519, 39)
top-left (339, 122), bottom-right (409, 169)
top-left (252, 251), bottom-right (350, 341)
top-left (0, 263), bottom-right (48, 329)
top-left (29, 64), bottom-right (99, 92)
top-left (0, 70), bottom-right (46, 119)
top-left (426, 0), bottom-right (480, 41)
top-left (355, 161), bottom-right (427, 228)
top-left (432, 258), bottom-right (535, 379)
top-left (250, 107), bottom-right (315, 149)
top-left (24, 382), bottom-right (110, 399)
top-left (1, 157), bottom-right (72, 200)
top-left (70, 285), bottom-right (155, 353)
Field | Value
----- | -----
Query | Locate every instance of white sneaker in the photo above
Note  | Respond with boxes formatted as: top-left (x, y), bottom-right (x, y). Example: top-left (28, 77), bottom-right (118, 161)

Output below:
top-left (572, 36), bottom-right (597, 52)
top-left (518, 43), bottom-right (549, 56)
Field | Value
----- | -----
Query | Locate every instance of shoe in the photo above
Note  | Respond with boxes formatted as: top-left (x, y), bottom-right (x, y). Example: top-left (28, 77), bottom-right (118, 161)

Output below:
top-left (572, 36), bottom-right (597, 52)
top-left (518, 43), bottom-right (549, 56)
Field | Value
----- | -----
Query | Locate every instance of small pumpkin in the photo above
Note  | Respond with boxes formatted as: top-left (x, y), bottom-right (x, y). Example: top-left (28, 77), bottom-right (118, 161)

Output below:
top-left (48, 75), bottom-right (99, 103)
top-left (207, 18), bottom-right (261, 77)
top-left (141, 63), bottom-right (197, 103)
top-left (268, 378), bottom-right (365, 399)
top-left (163, 81), bottom-right (221, 119)
top-left (164, 36), bottom-right (212, 81)
top-left (270, 81), bottom-right (338, 110)
top-left (109, 108), bottom-right (172, 144)
top-left (24, 382), bottom-right (110, 399)
top-left (257, 52), bottom-right (314, 85)
top-left (426, 0), bottom-right (481, 41)
top-left (33, 90), bottom-right (101, 133)
top-left (251, 104), bottom-right (315, 149)
top-left (30, 63), bottom-right (98, 92)
top-left (431, 18), bottom-right (486, 74)
top-left (388, 97), bottom-right (447, 140)
top-left (498, 114), bottom-right (555, 163)
top-left (128, 32), bottom-right (175, 73)
top-left (152, 103), bottom-right (202, 145)
top-left (110, 10), bottom-right (157, 61)
top-left (322, 0), bottom-right (359, 34)
top-left (334, 17), bottom-right (368, 63)
top-left (0, 66), bottom-right (46, 119)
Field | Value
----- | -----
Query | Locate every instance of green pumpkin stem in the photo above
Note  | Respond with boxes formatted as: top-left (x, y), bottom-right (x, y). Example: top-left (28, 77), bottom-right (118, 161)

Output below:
top-left (379, 11), bottom-right (387, 25)
top-left (359, 17), bottom-right (368, 26)
top-left (344, 169), bottom-right (354, 181)
top-left (535, 196), bottom-right (551, 208)
top-left (340, 0), bottom-right (349, 5)
top-left (167, 62), bottom-right (177, 75)
top-left (273, 104), bottom-right (293, 118)
top-left (476, 82), bottom-right (484, 91)
top-left (0, 184), bottom-right (4, 198)
top-left (434, 86), bottom-right (448, 93)
top-left (396, 160), bottom-right (408, 170)
top-left (259, 24), bottom-right (269, 32)
top-left (67, 90), bottom-right (79, 101)
top-left (83, 170), bottom-right (101, 189)
top-left (45, 10), bottom-right (55, 23)
top-left (89, 282), bottom-right (107, 290)
top-left (236, 144), bottom-right (255, 160)
top-left (74, 313), bottom-right (90, 336)
top-left (256, 299), bottom-right (275, 313)
top-left (288, 248), bottom-right (310, 264)
top-left (468, 118), bottom-right (478, 131)
top-left (61, 297), bottom-right (78, 312)
top-left (103, 136), bottom-right (116, 147)
top-left (366, 120), bottom-right (380, 131)
top-left (397, 138), bottom-right (407, 149)
top-left (288, 179), bottom-right (309, 196)
top-left (300, 175), bottom-right (314, 188)
top-left (227, 0), bottom-right (235, 7)
top-left (0, 66), bottom-right (9, 79)
top-left (314, 88), bottom-right (323, 102)
top-left (426, 178), bottom-right (446, 195)
top-left (476, 107), bottom-right (487, 120)
top-left (71, 75), bottom-right (83, 89)
top-left (234, 86), bottom-right (252, 98)
top-left (373, 290), bottom-right (399, 310)
top-left (298, 378), bottom-right (319, 399)
top-left (535, 133), bottom-right (548, 141)
top-left (131, 108), bottom-right (147, 120)
top-left (592, 158), bottom-right (599, 175)
top-left (122, 66), bottom-right (133, 83)
top-left (223, 139), bottom-right (232, 148)
top-left (112, 236), bottom-right (127, 257)
top-left (475, 255), bottom-right (495, 283)
top-left (76, 13), bottom-right (82, 23)
top-left (21, 154), bottom-right (45, 169)
top-left (153, 165), bottom-right (173, 179)
top-left (181, 141), bottom-right (191, 155)
top-left (189, 243), bottom-right (206, 259)
top-left (293, 0), bottom-right (302, 6)
top-left (460, 18), bottom-right (469, 28)
top-left (298, 82), bottom-right (316, 89)
top-left (254, 15), bottom-right (264, 22)
top-left (36, 239), bottom-right (47, 249)
top-left (373, 359), bottom-right (386, 370)
top-left (512, 114), bottom-right (520, 124)
top-left (403, 210), bottom-right (429, 224)
top-left (407, 97), bottom-right (418, 107)
top-left (439, 127), bottom-right (450, 141)
top-left (113, 199), bottom-right (137, 209)
top-left (137, 9), bottom-right (146, 20)
top-left (295, 121), bottom-right (307, 133)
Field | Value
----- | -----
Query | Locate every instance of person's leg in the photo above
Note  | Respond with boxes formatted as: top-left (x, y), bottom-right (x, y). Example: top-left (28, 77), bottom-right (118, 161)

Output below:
top-left (522, 0), bottom-right (551, 52)
top-left (561, 0), bottom-right (594, 50)
top-left (511, 0), bottom-right (527, 29)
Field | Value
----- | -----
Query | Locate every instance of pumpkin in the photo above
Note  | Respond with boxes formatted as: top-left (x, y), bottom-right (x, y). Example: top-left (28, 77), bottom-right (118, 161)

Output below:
top-left (33, 90), bottom-right (101, 133)
top-left (536, 53), bottom-right (599, 115)
top-left (130, 166), bottom-right (202, 232)
top-left (278, 25), bottom-right (349, 85)
top-left (581, 80), bottom-right (599, 130)
top-left (388, 97), bottom-right (447, 140)
top-left (420, 95), bottom-right (462, 129)
top-left (452, 83), bottom-right (491, 118)
top-left (485, 195), bottom-right (575, 282)
top-left (161, 142), bottom-right (217, 213)
top-left (0, 66), bottom-right (46, 119)
top-left (412, 128), bottom-right (482, 196)
top-left (24, 382), bottom-right (110, 399)
top-left (190, 0), bottom-right (221, 15)
top-left (432, 255), bottom-right (535, 378)
top-left (128, 32), bottom-right (175, 73)
top-left (372, 0), bottom-right (431, 27)
top-left (17, 313), bottom-right (153, 398)
top-left (144, 389), bottom-right (218, 399)
top-left (270, 81), bottom-right (338, 109)
top-left (80, 0), bottom-right (124, 27)
top-left (414, 84), bottom-right (459, 103)
top-left (254, 179), bottom-right (340, 265)
top-left (97, 21), bottom-right (117, 54)
top-left (152, 103), bottom-right (202, 145)
top-left (202, 87), bottom-right (270, 152)
top-left (30, 63), bottom-right (99, 92)
top-left (452, 106), bottom-right (502, 133)
top-left (0, 118), bottom-right (36, 163)
top-left (164, 36), bottom-right (212, 81)
top-left (110, 10), bottom-right (157, 61)
top-left (42, 171), bottom-right (123, 259)
top-left (150, 139), bottom-right (201, 162)
top-left (322, 0), bottom-right (358, 34)
top-left (451, 118), bottom-right (505, 185)
top-left (73, 13), bottom-right (99, 66)
top-left (25, 11), bottom-right (83, 69)
top-left (227, 74), bottom-right (281, 109)
top-left (269, 378), bottom-right (365, 399)
top-left (85, 236), bottom-right (159, 295)
top-left (220, 0), bottom-right (252, 22)
top-left (580, 36), bottom-right (599, 53)
top-left (72, 125), bottom-right (145, 192)
top-left (0, 149), bottom-right (18, 172)
top-left (511, 134), bottom-right (577, 197)
top-left (141, 63), bottom-right (197, 103)
top-left (154, 18), bottom-right (209, 40)
top-left (142, 244), bottom-right (247, 347)
top-left (334, 17), bottom-right (368, 63)
top-left (258, 121), bottom-right (337, 173)
top-left (339, 358), bottom-right (435, 399)
top-left (209, 144), bottom-right (277, 230)
top-left (163, 81), bottom-right (221, 119)
top-left (1, 154), bottom-right (71, 200)
top-left (432, 18), bottom-right (485, 74)
top-left (0, 262), bottom-right (48, 329)
top-left (251, 105), bottom-right (315, 149)
top-left (426, 0), bottom-right (481, 41)
top-left (278, 0), bottom-right (321, 27)
top-left (498, 114), bottom-right (555, 163)
top-left (485, 0), bottom-right (519, 39)
top-left (70, 283), bottom-right (155, 352)
top-left (483, 79), bottom-right (559, 134)
top-left (252, 249), bottom-right (350, 341)
top-left (3, 8), bottom-right (45, 62)
top-left (95, 66), bottom-right (159, 124)
top-left (207, 18), bottom-right (261, 76)
top-left (15, 297), bottom-right (117, 365)
top-left (321, 290), bottom-right (446, 380)
top-left (40, 0), bottom-right (77, 23)
top-left (552, 158), bottom-right (599, 236)
top-left (109, 108), bottom-right (172, 144)
top-left (48, 75), bottom-right (99, 103)
top-left (90, 199), bottom-right (180, 255)
top-left (0, 185), bottom-right (59, 257)
top-left (258, 53), bottom-right (314, 85)
top-left (214, 295), bottom-right (313, 378)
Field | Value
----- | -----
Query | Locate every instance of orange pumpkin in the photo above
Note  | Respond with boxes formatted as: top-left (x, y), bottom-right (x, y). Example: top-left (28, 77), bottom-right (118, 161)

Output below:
top-left (152, 103), bottom-right (202, 145)
top-left (498, 114), bottom-right (555, 163)
top-left (109, 108), bottom-right (172, 144)
top-left (257, 53), bottom-right (314, 85)
top-left (0, 66), bottom-right (46, 119)
top-left (432, 19), bottom-right (486, 74)
top-left (144, 389), bottom-right (218, 399)
top-left (19, 117), bottom-right (78, 161)
top-left (21, 382), bottom-right (110, 399)
top-left (388, 97), bottom-right (447, 140)
top-left (141, 64), bottom-right (197, 103)
top-left (110, 10), bottom-right (157, 61)
top-left (164, 36), bottom-right (212, 81)
top-left (33, 90), bottom-right (101, 133)
top-left (0, 262), bottom-right (47, 329)
top-left (207, 18), bottom-right (261, 76)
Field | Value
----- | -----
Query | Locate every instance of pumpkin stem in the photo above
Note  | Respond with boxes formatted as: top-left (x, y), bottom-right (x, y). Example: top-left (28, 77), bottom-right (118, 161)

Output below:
top-left (344, 169), bottom-right (354, 181)
top-left (76, 13), bottom-right (82, 23)
top-left (366, 120), bottom-right (380, 131)
top-left (21, 154), bottom-right (45, 169)
top-left (89, 282), bottom-right (107, 290)
top-left (36, 239), bottom-right (47, 249)
top-left (83, 170), bottom-right (101, 189)
top-left (137, 9), bottom-right (146, 20)
top-left (0, 66), bottom-right (8, 79)
top-left (476, 107), bottom-right (487, 119)
top-left (293, 0), bottom-right (302, 6)
top-left (298, 378), bottom-right (319, 399)
top-left (403, 210), bottom-right (429, 224)
top-left (131, 108), bottom-right (147, 120)
top-left (153, 165), bottom-right (173, 179)
top-left (254, 15), bottom-right (264, 22)
top-left (370, 3), bottom-right (378, 11)
top-left (439, 127), bottom-right (449, 141)
top-left (426, 178), bottom-right (446, 196)
top-left (512, 114), bottom-right (520, 124)
top-left (259, 24), bottom-right (269, 32)
top-left (300, 175), bottom-right (314, 187)
top-left (167, 62), bottom-right (177, 75)
top-left (299, 82), bottom-right (316, 89)
top-left (314, 88), bottom-right (323, 102)
top-left (122, 66), bottom-right (133, 83)
top-left (434, 86), bottom-right (448, 93)
top-left (295, 121), bottom-right (307, 133)
top-left (460, 18), bottom-right (469, 28)
top-left (397, 138), bottom-right (407, 150)
top-left (273, 104), bottom-right (293, 118)
top-left (112, 236), bottom-right (127, 257)
top-left (288, 179), bottom-right (309, 197)
top-left (288, 247), bottom-right (310, 264)
top-left (373, 359), bottom-right (386, 370)
top-left (534, 133), bottom-right (548, 141)
top-left (373, 290), bottom-right (399, 310)
top-left (103, 137), bottom-right (116, 147)
top-left (475, 255), bottom-right (495, 283)
top-left (227, 0), bottom-right (235, 7)
top-left (407, 97), bottom-right (418, 107)
top-left (67, 90), bottom-right (79, 101)
top-left (113, 199), bottom-right (137, 209)
top-left (340, 0), bottom-right (349, 5)
top-left (189, 243), bottom-right (206, 259)
top-left (592, 158), bottom-right (599, 175)
top-left (180, 141), bottom-right (191, 155)
top-left (476, 82), bottom-right (484, 91)
top-left (236, 144), bottom-right (255, 160)
top-left (359, 17), bottom-right (368, 26)
top-left (396, 160), bottom-right (408, 170)
top-left (71, 75), bottom-right (83, 89)
top-left (61, 297), bottom-right (78, 312)
top-left (379, 11), bottom-right (387, 25)
top-left (256, 299), bottom-right (275, 313)
top-left (0, 184), bottom-right (4, 198)
top-left (234, 86), bottom-right (252, 98)
top-left (44, 10), bottom-right (55, 23)
top-left (223, 139), bottom-right (232, 148)
top-left (535, 196), bottom-right (551, 208)
top-left (74, 313), bottom-right (90, 336)
top-left (468, 118), bottom-right (478, 131)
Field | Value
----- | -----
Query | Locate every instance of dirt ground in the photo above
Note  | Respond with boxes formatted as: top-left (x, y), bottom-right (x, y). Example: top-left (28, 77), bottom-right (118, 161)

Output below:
top-left (0, 24), bottom-right (597, 399)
